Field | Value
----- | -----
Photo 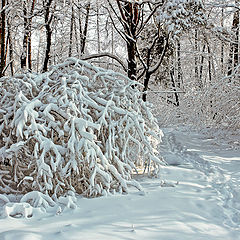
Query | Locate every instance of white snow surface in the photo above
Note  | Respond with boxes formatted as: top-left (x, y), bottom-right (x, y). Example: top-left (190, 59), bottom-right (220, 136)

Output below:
top-left (0, 127), bottom-right (240, 240)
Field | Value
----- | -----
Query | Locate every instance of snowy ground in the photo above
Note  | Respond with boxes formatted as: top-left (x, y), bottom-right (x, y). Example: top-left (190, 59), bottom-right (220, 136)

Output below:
top-left (0, 127), bottom-right (240, 240)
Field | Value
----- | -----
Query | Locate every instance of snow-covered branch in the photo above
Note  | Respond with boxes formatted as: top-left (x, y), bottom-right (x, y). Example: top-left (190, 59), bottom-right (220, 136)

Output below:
top-left (81, 53), bottom-right (128, 72)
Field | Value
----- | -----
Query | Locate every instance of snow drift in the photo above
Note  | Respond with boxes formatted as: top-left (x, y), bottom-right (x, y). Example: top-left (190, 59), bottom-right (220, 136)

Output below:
top-left (0, 58), bottom-right (163, 202)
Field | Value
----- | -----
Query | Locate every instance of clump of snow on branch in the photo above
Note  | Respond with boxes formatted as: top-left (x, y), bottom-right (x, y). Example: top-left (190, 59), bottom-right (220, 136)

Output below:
top-left (158, 0), bottom-right (206, 37)
top-left (4, 202), bottom-right (33, 218)
top-left (0, 58), bottom-right (163, 202)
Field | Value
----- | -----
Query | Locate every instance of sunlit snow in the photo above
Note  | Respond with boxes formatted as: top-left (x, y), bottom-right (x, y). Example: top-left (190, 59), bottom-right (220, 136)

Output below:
top-left (0, 127), bottom-right (239, 240)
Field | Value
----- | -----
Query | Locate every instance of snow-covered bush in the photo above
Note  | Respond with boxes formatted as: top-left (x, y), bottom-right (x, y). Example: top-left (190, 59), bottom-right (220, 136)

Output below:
top-left (0, 58), bottom-right (163, 200)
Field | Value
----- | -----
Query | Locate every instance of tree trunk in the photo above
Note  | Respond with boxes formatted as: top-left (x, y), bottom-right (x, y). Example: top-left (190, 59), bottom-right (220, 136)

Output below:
top-left (21, 0), bottom-right (35, 71)
top-left (228, 44), bottom-right (234, 76)
top-left (170, 69), bottom-right (179, 106)
top-left (233, 8), bottom-right (239, 68)
top-left (20, 0), bottom-right (28, 69)
top-left (228, 2), bottom-right (239, 75)
top-left (0, 0), bottom-right (6, 77)
top-left (207, 43), bottom-right (212, 82)
top-left (176, 41), bottom-right (182, 87)
top-left (7, 19), bottom-right (14, 75)
top-left (142, 71), bottom-right (150, 102)
top-left (27, 33), bottom-right (32, 71)
top-left (27, 0), bottom-right (35, 71)
top-left (116, 1), bottom-right (139, 81)
top-left (199, 44), bottom-right (206, 85)
top-left (69, 5), bottom-right (74, 57)
top-left (194, 29), bottom-right (199, 82)
top-left (221, 8), bottom-right (224, 74)
top-left (74, 10), bottom-right (79, 56)
top-left (80, 2), bottom-right (90, 54)
top-left (43, 0), bottom-right (53, 73)
top-left (127, 41), bottom-right (137, 80)
top-left (96, 0), bottom-right (101, 53)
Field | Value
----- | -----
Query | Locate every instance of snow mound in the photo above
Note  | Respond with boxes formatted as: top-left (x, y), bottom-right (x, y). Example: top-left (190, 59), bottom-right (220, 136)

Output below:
top-left (0, 58), bottom-right (163, 202)
top-left (4, 202), bottom-right (33, 218)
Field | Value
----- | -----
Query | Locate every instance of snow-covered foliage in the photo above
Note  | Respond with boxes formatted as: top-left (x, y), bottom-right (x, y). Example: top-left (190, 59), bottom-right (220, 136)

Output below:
top-left (0, 58), bottom-right (163, 201)
top-left (153, 65), bottom-right (240, 131)
top-left (158, 0), bottom-right (206, 37)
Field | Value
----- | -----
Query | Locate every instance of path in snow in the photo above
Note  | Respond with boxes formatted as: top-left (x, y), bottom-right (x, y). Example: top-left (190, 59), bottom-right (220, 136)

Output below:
top-left (161, 127), bottom-right (240, 230)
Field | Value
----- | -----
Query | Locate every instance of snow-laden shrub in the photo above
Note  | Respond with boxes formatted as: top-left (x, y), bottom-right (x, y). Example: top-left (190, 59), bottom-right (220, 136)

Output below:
top-left (0, 58), bottom-right (163, 200)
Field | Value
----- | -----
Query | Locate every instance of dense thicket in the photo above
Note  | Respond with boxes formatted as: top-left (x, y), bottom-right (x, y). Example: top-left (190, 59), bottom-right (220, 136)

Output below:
top-left (0, 58), bottom-right (163, 201)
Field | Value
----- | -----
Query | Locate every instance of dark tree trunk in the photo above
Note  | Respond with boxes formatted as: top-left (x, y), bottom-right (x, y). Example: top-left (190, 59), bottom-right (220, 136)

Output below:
top-left (0, 0), bottom-right (6, 77)
top-left (207, 44), bottom-right (212, 82)
top-left (142, 72), bottom-right (150, 102)
top-left (96, 0), bottom-right (100, 53)
top-left (228, 3), bottom-right (239, 75)
top-left (176, 41), bottom-right (182, 88)
top-left (43, 25), bottom-right (52, 72)
top-left (194, 29), bottom-right (199, 81)
top-left (20, 0), bottom-right (28, 69)
top-left (142, 43), bottom-right (152, 101)
top-left (170, 70), bottom-right (179, 107)
top-left (228, 44), bottom-right (234, 76)
top-left (74, 11), bottom-right (79, 55)
top-left (221, 8), bottom-right (224, 74)
top-left (28, 0), bottom-right (35, 71)
top-left (127, 41), bottom-right (137, 80)
top-left (80, 2), bottom-right (90, 54)
top-left (43, 0), bottom-right (53, 73)
top-left (116, 1), bottom-right (139, 81)
top-left (199, 44), bottom-right (206, 85)
top-left (27, 35), bottom-right (32, 71)
top-left (7, 19), bottom-right (14, 75)
top-left (69, 5), bottom-right (74, 57)
top-left (233, 9), bottom-right (239, 68)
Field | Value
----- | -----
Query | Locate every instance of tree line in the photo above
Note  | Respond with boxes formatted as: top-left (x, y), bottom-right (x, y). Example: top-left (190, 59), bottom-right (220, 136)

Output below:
top-left (0, 0), bottom-right (239, 102)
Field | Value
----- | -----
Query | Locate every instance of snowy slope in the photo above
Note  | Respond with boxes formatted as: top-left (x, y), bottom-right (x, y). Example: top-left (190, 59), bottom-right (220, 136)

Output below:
top-left (0, 127), bottom-right (240, 240)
